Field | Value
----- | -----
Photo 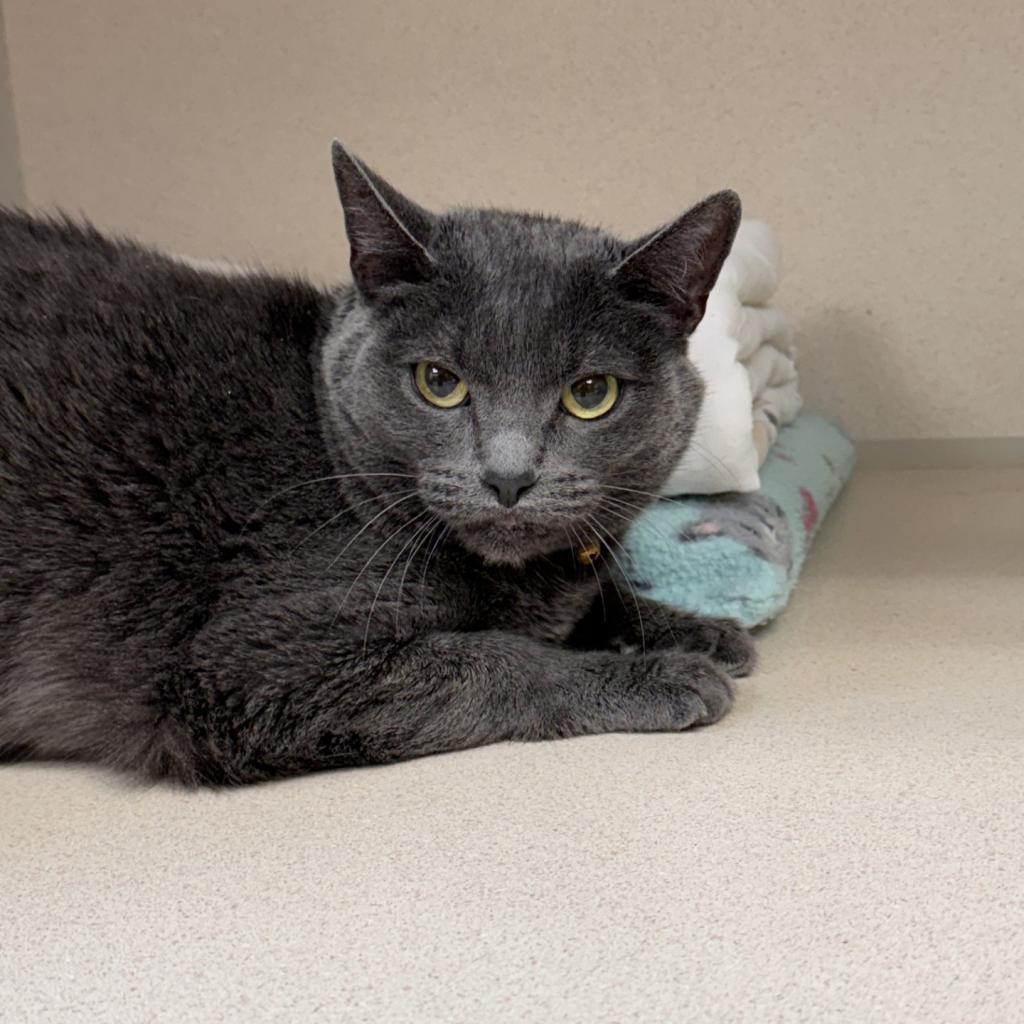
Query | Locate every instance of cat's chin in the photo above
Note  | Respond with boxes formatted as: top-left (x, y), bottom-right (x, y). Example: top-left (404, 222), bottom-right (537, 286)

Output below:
top-left (455, 520), bottom-right (564, 567)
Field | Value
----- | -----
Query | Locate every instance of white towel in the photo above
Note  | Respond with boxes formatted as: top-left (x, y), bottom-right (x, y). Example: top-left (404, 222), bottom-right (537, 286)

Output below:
top-left (661, 220), bottom-right (802, 496)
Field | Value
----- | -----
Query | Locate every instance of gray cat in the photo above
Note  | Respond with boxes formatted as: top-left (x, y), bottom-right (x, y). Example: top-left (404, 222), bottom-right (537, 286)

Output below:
top-left (0, 142), bottom-right (754, 785)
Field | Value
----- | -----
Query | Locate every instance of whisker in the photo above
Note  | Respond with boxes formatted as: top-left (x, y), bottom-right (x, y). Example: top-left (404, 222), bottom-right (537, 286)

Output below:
top-left (684, 440), bottom-right (742, 491)
top-left (599, 493), bottom-right (672, 522)
top-left (597, 494), bottom-right (650, 521)
top-left (361, 510), bottom-right (435, 653)
top-left (394, 515), bottom-right (441, 630)
top-left (580, 514), bottom-right (629, 630)
top-left (567, 524), bottom-right (606, 624)
top-left (585, 514), bottom-right (646, 662)
top-left (290, 489), bottom-right (418, 554)
top-left (603, 483), bottom-right (676, 504)
top-left (242, 471), bottom-right (418, 532)
top-left (418, 523), bottom-right (451, 616)
top-left (599, 488), bottom-right (683, 552)
top-left (323, 492), bottom-right (420, 576)
top-left (331, 505), bottom-right (430, 629)
top-left (597, 496), bottom-right (679, 557)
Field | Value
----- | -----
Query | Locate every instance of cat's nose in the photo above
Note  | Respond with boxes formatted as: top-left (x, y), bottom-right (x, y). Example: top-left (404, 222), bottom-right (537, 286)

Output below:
top-left (481, 468), bottom-right (537, 509)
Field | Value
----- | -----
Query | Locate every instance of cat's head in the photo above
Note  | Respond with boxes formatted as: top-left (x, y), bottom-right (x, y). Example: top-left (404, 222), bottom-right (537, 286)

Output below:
top-left (320, 142), bottom-right (739, 566)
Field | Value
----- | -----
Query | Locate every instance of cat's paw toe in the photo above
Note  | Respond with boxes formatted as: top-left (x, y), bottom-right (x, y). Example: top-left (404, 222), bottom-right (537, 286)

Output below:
top-left (647, 652), bottom-right (734, 728)
top-left (685, 618), bottom-right (757, 678)
top-left (684, 655), bottom-right (735, 724)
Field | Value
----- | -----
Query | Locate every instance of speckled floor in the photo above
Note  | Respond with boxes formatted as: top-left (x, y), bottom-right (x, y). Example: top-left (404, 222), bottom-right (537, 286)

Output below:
top-left (2, 467), bottom-right (1022, 1023)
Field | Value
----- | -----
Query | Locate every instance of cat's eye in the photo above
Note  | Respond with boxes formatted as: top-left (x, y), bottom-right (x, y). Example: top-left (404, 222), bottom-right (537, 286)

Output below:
top-left (414, 361), bottom-right (469, 408)
top-left (561, 374), bottom-right (619, 420)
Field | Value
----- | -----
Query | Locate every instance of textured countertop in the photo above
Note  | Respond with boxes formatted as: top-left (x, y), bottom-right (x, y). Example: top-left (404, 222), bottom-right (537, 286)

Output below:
top-left (3, 467), bottom-right (1023, 1023)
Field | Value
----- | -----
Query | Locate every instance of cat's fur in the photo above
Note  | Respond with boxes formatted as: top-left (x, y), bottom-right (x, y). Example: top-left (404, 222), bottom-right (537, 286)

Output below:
top-left (0, 144), bottom-right (754, 785)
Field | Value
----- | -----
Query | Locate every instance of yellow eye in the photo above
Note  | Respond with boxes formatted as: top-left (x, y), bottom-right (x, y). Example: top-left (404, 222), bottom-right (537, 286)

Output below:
top-left (561, 374), bottom-right (619, 420)
top-left (414, 362), bottom-right (469, 408)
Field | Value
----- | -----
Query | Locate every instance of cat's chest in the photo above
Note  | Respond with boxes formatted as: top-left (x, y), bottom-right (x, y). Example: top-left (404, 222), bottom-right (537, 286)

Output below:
top-left (459, 550), bottom-right (602, 643)
top-left (347, 536), bottom-right (605, 643)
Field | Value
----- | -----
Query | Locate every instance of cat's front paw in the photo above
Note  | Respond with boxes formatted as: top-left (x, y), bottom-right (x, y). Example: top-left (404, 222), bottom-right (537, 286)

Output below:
top-left (676, 617), bottom-right (757, 678)
top-left (642, 651), bottom-right (735, 728)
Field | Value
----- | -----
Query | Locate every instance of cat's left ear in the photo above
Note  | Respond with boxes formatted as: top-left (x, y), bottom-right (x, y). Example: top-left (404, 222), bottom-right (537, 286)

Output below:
top-left (331, 140), bottom-right (437, 299)
top-left (612, 190), bottom-right (741, 336)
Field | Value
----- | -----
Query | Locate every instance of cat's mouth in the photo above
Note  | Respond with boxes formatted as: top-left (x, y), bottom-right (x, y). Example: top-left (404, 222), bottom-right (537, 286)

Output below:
top-left (456, 511), bottom-right (568, 565)
top-left (420, 470), bottom-right (606, 565)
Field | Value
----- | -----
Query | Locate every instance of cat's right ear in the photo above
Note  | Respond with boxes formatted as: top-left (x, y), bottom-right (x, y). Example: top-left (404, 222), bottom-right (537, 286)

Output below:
top-left (611, 191), bottom-right (741, 337)
top-left (331, 140), bottom-right (437, 299)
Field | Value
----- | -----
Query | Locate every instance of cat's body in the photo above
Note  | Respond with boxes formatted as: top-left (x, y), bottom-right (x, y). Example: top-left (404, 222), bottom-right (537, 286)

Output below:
top-left (0, 147), bottom-right (754, 785)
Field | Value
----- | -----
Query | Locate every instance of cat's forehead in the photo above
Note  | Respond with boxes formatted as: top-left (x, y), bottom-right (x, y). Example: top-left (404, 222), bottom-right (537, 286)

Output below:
top-left (435, 209), bottom-right (622, 277)
top-left (390, 209), bottom-right (662, 382)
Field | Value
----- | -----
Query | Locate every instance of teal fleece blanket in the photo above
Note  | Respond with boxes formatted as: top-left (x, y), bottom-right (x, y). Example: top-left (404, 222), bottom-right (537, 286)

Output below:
top-left (621, 414), bottom-right (855, 627)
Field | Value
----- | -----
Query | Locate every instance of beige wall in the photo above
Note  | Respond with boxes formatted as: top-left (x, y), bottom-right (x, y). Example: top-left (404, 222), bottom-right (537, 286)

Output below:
top-left (4, 0), bottom-right (1023, 440)
top-left (0, 3), bottom-right (24, 205)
